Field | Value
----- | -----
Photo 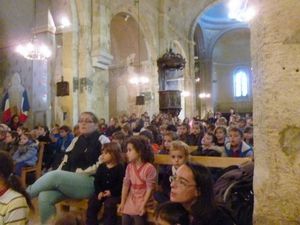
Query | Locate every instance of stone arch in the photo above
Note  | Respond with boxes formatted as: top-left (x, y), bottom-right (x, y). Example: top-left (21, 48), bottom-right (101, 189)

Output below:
top-left (110, 12), bottom-right (149, 66)
top-left (189, 1), bottom-right (252, 116)
top-left (188, 1), bottom-right (221, 117)
top-left (189, 1), bottom-right (220, 42)
top-left (211, 28), bottom-right (252, 113)
top-left (208, 26), bottom-right (249, 57)
top-left (110, 8), bottom-right (159, 116)
top-left (111, 6), bottom-right (157, 62)
top-left (109, 11), bottom-right (157, 116)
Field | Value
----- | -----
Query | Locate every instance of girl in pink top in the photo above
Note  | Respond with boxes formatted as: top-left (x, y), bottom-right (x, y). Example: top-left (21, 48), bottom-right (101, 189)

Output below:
top-left (118, 136), bottom-right (157, 225)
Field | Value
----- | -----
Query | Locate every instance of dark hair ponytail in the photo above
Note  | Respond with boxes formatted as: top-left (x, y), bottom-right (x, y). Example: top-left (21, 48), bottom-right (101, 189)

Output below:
top-left (0, 151), bottom-right (34, 210)
top-left (7, 174), bottom-right (34, 210)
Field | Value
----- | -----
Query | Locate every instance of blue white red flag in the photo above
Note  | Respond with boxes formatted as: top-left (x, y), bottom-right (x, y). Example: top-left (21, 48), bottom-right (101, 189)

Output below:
top-left (19, 90), bottom-right (30, 123)
top-left (1, 92), bottom-right (11, 123)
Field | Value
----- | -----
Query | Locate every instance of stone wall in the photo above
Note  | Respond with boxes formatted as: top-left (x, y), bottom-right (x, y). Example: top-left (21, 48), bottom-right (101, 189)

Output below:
top-left (251, 0), bottom-right (300, 224)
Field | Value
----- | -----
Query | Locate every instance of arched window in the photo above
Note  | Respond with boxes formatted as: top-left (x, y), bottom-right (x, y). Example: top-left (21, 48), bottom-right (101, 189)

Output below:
top-left (233, 69), bottom-right (248, 97)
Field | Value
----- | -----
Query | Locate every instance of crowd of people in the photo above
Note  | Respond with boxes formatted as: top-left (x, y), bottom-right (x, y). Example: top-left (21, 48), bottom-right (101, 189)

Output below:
top-left (0, 109), bottom-right (254, 225)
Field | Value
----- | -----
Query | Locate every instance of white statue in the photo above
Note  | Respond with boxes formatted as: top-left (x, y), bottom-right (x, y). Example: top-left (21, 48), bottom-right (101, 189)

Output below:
top-left (8, 72), bottom-right (25, 115)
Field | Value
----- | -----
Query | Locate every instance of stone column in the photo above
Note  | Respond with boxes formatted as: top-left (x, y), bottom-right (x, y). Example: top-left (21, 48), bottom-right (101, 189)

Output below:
top-left (251, 0), bottom-right (300, 224)
top-left (32, 0), bottom-right (54, 127)
top-left (184, 41), bottom-right (196, 118)
top-left (90, 0), bottom-right (111, 121)
top-left (77, 0), bottom-right (93, 112)
top-left (198, 57), bottom-right (212, 118)
top-left (70, 0), bottom-right (80, 125)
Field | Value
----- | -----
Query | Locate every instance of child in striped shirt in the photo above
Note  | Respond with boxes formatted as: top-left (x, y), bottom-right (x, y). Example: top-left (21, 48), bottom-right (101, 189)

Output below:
top-left (0, 151), bottom-right (33, 225)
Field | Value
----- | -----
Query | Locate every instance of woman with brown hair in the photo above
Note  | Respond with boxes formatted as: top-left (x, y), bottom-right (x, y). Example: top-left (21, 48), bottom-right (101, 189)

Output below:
top-left (26, 112), bottom-right (110, 224)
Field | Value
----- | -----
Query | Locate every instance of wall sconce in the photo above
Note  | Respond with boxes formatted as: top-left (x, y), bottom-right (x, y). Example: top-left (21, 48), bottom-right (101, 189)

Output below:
top-left (181, 91), bottom-right (190, 97)
top-left (73, 77), bottom-right (79, 92)
top-left (80, 77), bottom-right (93, 93)
top-left (199, 92), bottom-right (211, 99)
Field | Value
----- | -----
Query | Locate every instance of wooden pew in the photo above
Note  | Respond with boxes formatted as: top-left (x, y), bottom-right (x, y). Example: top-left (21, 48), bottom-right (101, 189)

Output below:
top-left (21, 142), bottom-right (45, 187)
top-left (58, 155), bottom-right (252, 222)
top-left (154, 154), bottom-right (252, 168)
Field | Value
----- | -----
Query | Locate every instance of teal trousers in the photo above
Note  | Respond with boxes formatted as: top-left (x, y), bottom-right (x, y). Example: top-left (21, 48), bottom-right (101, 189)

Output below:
top-left (27, 170), bottom-right (95, 224)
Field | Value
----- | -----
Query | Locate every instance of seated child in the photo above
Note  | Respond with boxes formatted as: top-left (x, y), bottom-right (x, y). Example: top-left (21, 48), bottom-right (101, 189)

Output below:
top-left (243, 126), bottom-right (253, 147)
top-left (0, 125), bottom-right (8, 150)
top-left (50, 125), bottom-right (74, 170)
top-left (86, 142), bottom-right (125, 225)
top-left (214, 126), bottom-right (227, 147)
top-left (4, 130), bottom-right (19, 156)
top-left (12, 133), bottom-right (38, 176)
top-left (155, 201), bottom-right (190, 225)
top-left (118, 136), bottom-right (157, 225)
top-left (155, 141), bottom-right (189, 203)
top-left (159, 131), bottom-right (178, 155)
top-left (201, 133), bottom-right (222, 156)
top-left (187, 122), bottom-right (204, 146)
top-left (225, 127), bottom-right (253, 158)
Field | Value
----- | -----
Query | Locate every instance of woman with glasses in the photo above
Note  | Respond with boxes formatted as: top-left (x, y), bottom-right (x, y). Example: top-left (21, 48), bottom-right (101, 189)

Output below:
top-left (26, 112), bottom-right (110, 225)
top-left (170, 163), bottom-right (235, 225)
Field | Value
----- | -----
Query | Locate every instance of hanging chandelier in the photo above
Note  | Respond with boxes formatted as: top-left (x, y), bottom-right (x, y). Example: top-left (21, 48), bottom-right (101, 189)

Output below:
top-left (16, 36), bottom-right (51, 60)
top-left (227, 0), bottom-right (256, 22)
top-left (15, 0), bottom-right (51, 60)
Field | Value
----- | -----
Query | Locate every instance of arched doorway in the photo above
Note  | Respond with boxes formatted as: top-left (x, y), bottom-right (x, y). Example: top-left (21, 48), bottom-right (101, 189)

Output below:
top-left (192, 1), bottom-right (251, 118)
top-left (212, 28), bottom-right (251, 114)
top-left (109, 12), bottom-right (150, 117)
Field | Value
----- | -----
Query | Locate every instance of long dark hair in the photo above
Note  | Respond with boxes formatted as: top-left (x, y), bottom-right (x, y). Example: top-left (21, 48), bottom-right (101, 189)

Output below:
top-left (186, 162), bottom-right (216, 222)
top-left (126, 136), bottom-right (154, 163)
top-left (0, 151), bottom-right (34, 209)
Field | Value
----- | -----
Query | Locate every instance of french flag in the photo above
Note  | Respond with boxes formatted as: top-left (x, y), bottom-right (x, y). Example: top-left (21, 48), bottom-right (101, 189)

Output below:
top-left (2, 92), bottom-right (11, 123)
top-left (19, 90), bottom-right (30, 123)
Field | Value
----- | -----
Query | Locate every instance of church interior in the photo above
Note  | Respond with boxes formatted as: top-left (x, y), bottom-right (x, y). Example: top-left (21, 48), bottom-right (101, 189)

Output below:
top-left (0, 0), bottom-right (300, 224)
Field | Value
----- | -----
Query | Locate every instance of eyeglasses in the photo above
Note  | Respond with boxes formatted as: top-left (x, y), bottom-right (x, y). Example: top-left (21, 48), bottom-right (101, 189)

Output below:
top-left (169, 175), bottom-right (196, 188)
top-left (78, 119), bottom-right (95, 124)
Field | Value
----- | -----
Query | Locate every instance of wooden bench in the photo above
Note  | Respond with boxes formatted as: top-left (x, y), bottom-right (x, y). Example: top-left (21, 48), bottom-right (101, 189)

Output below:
top-left (154, 154), bottom-right (252, 168)
top-left (20, 142), bottom-right (45, 187)
top-left (57, 155), bottom-right (252, 221)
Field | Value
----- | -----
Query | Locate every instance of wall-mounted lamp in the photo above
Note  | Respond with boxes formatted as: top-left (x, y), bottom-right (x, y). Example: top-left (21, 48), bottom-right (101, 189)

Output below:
top-left (80, 77), bottom-right (93, 93)
top-left (129, 76), bottom-right (149, 85)
top-left (60, 17), bottom-right (71, 28)
top-left (199, 92), bottom-right (211, 99)
top-left (181, 91), bottom-right (190, 97)
top-left (124, 14), bottom-right (130, 22)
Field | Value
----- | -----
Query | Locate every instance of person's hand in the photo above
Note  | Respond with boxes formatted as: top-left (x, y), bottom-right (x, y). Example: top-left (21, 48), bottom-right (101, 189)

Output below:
top-left (103, 190), bottom-right (111, 197)
top-left (117, 203), bottom-right (124, 214)
top-left (97, 192), bottom-right (104, 200)
top-left (138, 205), bottom-right (146, 216)
top-left (75, 168), bottom-right (83, 173)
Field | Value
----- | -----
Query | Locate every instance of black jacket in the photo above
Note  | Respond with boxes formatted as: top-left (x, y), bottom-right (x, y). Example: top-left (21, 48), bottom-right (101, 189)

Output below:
top-left (62, 131), bottom-right (102, 172)
top-left (94, 163), bottom-right (125, 196)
